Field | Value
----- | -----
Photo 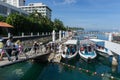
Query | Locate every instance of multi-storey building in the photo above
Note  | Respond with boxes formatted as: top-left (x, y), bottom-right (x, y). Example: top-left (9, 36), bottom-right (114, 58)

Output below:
top-left (0, 1), bottom-right (28, 17)
top-left (0, 1), bottom-right (52, 19)
top-left (0, 0), bottom-right (25, 7)
top-left (20, 3), bottom-right (52, 19)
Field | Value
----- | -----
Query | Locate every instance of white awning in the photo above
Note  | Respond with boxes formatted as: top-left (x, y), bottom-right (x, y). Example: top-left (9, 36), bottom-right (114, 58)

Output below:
top-left (64, 40), bottom-right (77, 45)
top-left (90, 39), bottom-right (104, 42)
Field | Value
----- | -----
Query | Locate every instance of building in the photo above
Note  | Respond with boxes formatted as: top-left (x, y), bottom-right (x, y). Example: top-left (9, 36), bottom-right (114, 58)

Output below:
top-left (0, 1), bottom-right (52, 19)
top-left (0, 0), bottom-right (25, 7)
top-left (0, 1), bottom-right (28, 17)
top-left (20, 3), bottom-right (52, 19)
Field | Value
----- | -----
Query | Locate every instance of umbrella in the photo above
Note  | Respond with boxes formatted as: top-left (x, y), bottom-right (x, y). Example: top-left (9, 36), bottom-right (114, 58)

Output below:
top-left (0, 22), bottom-right (13, 28)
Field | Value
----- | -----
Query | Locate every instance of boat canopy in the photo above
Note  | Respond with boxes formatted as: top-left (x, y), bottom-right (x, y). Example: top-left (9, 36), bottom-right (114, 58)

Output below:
top-left (64, 40), bottom-right (78, 45)
top-left (80, 39), bottom-right (95, 45)
top-left (90, 39), bottom-right (105, 47)
top-left (90, 39), bottom-right (104, 42)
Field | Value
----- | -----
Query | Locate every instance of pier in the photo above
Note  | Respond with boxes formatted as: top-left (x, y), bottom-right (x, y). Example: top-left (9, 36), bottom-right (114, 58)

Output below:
top-left (0, 31), bottom-right (70, 67)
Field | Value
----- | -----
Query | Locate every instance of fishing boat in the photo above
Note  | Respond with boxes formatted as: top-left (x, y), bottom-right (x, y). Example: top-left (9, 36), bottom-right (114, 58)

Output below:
top-left (61, 40), bottom-right (78, 59)
top-left (79, 40), bottom-right (97, 62)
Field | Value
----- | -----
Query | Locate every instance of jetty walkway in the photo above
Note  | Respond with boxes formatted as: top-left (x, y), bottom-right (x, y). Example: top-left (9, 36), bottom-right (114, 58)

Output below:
top-left (0, 43), bottom-right (47, 67)
top-left (0, 35), bottom-right (70, 68)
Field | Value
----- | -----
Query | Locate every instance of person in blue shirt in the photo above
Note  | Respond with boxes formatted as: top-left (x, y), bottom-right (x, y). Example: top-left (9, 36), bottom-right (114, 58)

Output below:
top-left (71, 46), bottom-right (75, 54)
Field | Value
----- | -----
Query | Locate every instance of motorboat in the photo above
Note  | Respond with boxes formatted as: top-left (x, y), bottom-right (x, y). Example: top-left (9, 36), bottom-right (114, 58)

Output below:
top-left (61, 39), bottom-right (78, 59)
top-left (90, 39), bottom-right (113, 57)
top-left (79, 40), bottom-right (97, 62)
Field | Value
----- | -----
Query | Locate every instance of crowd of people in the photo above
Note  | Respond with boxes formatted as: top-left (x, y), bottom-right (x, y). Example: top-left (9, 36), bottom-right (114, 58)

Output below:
top-left (0, 36), bottom-right (61, 62)
top-left (0, 36), bottom-right (43, 61)
top-left (64, 45), bottom-right (76, 55)
top-left (0, 36), bottom-right (24, 61)
top-left (45, 42), bottom-right (59, 53)
top-left (80, 44), bottom-right (95, 53)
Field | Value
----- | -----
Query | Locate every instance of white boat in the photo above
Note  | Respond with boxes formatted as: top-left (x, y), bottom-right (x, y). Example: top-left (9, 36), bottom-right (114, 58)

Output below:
top-left (79, 40), bottom-right (97, 62)
top-left (90, 39), bottom-right (113, 57)
top-left (95, 48), bottom-right (113, 57)
top-left (61, 40), bottom-right (78, 59)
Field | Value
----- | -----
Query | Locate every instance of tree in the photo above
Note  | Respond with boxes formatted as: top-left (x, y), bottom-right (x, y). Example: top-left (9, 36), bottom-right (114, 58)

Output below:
top-left (6, 13), bottom-right (30, 35)
top-left (0, 15), bottom-right (6, 22)
top-left (53, 18), bottom-right (66, 31)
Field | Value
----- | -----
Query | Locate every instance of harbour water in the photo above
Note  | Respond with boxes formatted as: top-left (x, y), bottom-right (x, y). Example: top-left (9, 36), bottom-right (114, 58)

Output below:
top-left (0, 33), bottom-right (120, 80)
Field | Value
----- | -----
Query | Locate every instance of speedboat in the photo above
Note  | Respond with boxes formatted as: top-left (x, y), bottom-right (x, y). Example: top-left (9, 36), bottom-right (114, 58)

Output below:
top-left (90, 39), bottom-right (113, 57)
top-left (79, 40), bottom-right (97, 62)
top-left (61, 39), bottom-right (78, 59)
top-left (95, 47), bottom-right (113, 57)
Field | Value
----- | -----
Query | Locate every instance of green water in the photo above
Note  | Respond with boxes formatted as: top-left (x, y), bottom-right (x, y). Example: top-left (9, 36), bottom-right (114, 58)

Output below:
top-left (0, 55), bottom-right (120, 80)
top-left (0, 34), bottom-right (120, 80)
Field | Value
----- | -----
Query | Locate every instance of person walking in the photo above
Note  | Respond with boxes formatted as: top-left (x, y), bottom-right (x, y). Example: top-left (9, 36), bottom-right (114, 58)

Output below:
top-left (5, 36), bottom-right (13, 61)
top-left (12, 40), bottom-right (20, 61)
top-left (33, 41), bottom-right (39, 54)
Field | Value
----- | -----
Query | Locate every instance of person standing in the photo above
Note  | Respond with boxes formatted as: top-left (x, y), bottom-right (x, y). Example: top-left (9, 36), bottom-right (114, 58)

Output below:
top-left (12, 40), bottom-right (20, 61)
top-left (33, 41), bottom-right (39, 54)
top-left (0, 38), bottom-right (4, 60)
top-left (5, 36), bottom-right (13, 61)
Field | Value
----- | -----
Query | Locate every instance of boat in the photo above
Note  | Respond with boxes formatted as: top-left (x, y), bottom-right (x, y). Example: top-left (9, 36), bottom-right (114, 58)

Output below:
top-left (90, 39), bottom-right (113, 57)
top-left (79, 40), bottom-right (97, 62)
top-left (95, 48), bottom-right (113, 57)
top-left (61, 39), bottom-right (78, 59)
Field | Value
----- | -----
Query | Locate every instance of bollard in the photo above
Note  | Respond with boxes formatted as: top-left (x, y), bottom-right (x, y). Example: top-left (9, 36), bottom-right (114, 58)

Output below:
top-left (22, 32), bottom-right (24, 37)
top-left (8, 33), bottom-right (11, 38)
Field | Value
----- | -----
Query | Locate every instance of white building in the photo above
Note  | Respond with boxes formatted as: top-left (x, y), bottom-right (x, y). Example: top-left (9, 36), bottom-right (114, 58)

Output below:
top-left (20, 3), bottom-right (52, 19)
top-left (0, 1), bottom-right (28, 17)
top-left (0, 0), bottom-right (25, 7)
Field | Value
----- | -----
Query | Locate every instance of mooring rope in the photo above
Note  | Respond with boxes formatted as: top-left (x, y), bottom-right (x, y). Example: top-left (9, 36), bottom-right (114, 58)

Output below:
top-left (54, 62), bottom-right (119, 80)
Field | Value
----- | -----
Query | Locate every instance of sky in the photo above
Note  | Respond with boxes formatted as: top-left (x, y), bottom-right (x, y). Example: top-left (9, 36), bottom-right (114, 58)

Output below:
top-left (25, 0), bottom-right (120, 31)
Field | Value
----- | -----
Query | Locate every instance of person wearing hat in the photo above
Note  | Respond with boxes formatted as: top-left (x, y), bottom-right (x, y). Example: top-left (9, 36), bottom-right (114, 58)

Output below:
top-left (0, 38), bottom-right (4, 60)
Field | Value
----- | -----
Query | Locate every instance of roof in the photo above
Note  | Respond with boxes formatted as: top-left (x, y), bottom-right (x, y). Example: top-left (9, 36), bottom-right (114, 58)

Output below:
top-left (64, 40), bottom-right (78, 45)
top-left (90, 39), bottom-right (104, 42)
top-left (80, 39), bottom-right (95, 45)
top-left (0, 22), bottom-right (13, 28)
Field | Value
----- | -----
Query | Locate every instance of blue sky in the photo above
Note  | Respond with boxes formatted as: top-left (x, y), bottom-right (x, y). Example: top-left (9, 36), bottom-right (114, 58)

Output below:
top-left (26, 0), bottom-right (120, 31)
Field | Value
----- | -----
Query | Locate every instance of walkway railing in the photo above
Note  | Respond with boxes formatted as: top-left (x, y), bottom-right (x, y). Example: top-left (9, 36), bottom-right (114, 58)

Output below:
top-left (0, 44), bottom-right (48, 67)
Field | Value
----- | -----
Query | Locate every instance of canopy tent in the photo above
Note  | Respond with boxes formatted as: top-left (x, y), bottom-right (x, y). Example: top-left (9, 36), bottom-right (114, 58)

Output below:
top-left (0, 22), bottom-right (13, 28)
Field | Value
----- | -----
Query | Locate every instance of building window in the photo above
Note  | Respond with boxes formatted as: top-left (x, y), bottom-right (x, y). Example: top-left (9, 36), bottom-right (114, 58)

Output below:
top-left (0, 5), bottom-right (7, 14)
top-left (11, 9), bottom-right (19, 14)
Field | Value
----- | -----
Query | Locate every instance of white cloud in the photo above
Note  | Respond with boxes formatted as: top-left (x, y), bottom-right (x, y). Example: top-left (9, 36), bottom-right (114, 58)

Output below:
top-left (63, 0), bottom-right (76, 4)
top-left (53, 0), bottom-right (77, 5)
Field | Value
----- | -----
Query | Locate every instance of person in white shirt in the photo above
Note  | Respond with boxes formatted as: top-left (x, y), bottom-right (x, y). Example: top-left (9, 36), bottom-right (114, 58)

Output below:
top-left (5, 36), bottom-right (13, 61)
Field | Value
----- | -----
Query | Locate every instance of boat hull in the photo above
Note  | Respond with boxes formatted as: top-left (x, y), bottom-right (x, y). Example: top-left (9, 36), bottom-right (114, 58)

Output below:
top-left (61, 51), bottom-right (78, 60)
top-left (95, 49), bottom-right (109, 58)
top-left (79, 50), bottom-right (97, 62)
